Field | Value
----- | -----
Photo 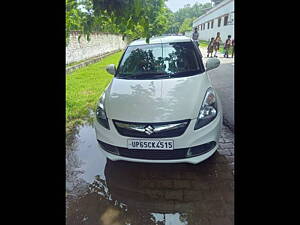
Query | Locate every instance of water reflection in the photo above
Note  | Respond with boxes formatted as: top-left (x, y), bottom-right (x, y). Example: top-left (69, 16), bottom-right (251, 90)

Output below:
top-left (66, 125), bottom-right (88, 200)
top-left (110, 82), bottom-right (175, 122)
top-left (66, 124), bottom-right (234, 225)
top-left (118, 42), bottom-right (202, 76)
top-left (109, 76), bottom-right (205, 123)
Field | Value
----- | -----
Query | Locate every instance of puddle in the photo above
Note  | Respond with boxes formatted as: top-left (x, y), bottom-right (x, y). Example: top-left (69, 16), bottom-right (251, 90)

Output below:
top-left (66, 123), bottom-right (107, 196)
top-left (66, 123), bottom-right (234, 225)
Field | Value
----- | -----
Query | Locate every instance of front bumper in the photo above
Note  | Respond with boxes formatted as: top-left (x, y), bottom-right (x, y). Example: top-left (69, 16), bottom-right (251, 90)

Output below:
top-left (98, 141), bottom-right (219, 164)
top-left (94, 111), bottom-right (222, 164)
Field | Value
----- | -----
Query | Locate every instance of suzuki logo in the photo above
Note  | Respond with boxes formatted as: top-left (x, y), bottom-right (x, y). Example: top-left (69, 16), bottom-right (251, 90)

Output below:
top-left (144, 125), bottom-right (155, 135)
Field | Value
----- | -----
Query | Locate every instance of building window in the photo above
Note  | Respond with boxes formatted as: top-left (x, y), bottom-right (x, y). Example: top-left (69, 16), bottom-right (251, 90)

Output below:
top-left (203, 23), bottom-right (205, 30)
top-left (224, 15), bottom-right (229, 26)
top-left (218, 17), bottom-right (221, 27)
top-left (211, 20), bottom-right (214, 29)
top-left (207, 22), bottom-right (210, 29)
top-left (229, 12), bottom-right (234, 25)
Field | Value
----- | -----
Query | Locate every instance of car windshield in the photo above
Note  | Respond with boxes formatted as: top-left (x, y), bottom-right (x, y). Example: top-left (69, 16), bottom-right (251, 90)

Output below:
top-left (116, 42), bottom-right (204, 79)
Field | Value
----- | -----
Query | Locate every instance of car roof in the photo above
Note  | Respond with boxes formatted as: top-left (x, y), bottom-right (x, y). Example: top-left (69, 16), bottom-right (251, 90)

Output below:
top-left (129, 35), bottom-right (193, 46)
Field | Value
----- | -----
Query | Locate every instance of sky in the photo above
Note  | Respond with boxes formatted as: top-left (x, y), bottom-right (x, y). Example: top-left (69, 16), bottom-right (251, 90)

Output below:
top-left (165, 0), bottom-right (211, 12)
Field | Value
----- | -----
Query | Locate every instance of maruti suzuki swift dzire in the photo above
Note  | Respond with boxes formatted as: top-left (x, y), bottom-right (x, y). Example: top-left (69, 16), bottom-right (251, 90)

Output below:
top-left (94, 35), bottom-right (222, 164)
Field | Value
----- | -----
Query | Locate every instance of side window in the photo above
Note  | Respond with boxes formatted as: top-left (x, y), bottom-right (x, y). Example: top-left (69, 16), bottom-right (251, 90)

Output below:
top-left (203, 23), bottom-right (205, 30)
top-left (224, 15), bottom-right (228, 26)
top-left (207, 22), bottom-right (210, 29)
top-left (211, 20), bottom-right (214, 29)
top-left (218, 17), bottom-right (221, 27)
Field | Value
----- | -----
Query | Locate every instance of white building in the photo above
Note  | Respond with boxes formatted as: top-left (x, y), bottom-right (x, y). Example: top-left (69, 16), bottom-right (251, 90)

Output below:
top-left (192, 0), bottom-right (234, 42)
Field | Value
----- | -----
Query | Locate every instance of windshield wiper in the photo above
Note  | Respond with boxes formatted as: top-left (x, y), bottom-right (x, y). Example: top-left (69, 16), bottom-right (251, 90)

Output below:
top-left (151, 74), bottom-right (173, 79)
top-left (118, 72), bottom-right (168, 79)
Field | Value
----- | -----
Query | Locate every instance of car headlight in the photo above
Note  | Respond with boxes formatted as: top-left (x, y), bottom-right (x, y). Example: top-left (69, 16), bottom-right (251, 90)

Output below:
top-left (96, 92), bottom-right (110, 129)
top-left (194, 87), bottom-right (218, 130)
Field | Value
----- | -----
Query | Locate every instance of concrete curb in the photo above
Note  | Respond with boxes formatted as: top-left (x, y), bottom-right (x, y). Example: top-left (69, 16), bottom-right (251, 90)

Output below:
top-left (66, 49), bottom-right (123, 74)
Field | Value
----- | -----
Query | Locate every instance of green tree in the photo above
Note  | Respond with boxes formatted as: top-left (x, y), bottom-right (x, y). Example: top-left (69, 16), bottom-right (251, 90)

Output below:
top-left (66, 0), bottom-right (82, 42)
top-left (165, 2), bottom-right (212, 34)
top-left (66, 0), bottom-right (172, 43)
top-left (179, 17), bottom-right (194, 33)
top-left (66, 0), bottom-right (102, 43)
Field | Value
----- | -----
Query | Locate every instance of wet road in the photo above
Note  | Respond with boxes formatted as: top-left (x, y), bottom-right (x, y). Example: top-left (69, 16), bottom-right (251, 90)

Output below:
top-left (66, 123), bottom-right (234, 225)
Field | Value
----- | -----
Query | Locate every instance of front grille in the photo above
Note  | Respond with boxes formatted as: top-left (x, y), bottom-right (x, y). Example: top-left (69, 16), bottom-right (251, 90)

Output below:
top-left (113, 119), bottom-right (190, 138)
top-left (97, 140), bottom-right (216, 160)
top-left (118, 147), bottom-right (188, 160)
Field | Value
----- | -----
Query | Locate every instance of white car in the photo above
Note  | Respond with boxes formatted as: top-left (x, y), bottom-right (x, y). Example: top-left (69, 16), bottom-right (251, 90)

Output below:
top-left (94, 36), bottom-right (222, 164)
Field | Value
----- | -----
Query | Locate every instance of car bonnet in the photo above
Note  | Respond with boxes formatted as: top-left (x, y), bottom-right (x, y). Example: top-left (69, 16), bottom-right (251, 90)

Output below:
top-left (105, 73), bottom-right (211, 123)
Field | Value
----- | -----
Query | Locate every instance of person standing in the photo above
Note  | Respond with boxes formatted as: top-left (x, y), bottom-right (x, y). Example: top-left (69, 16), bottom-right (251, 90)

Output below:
top-left (224, 35), bottom-right (232, 58)
top-left (207, 37), bottom-right (214, 58)
top-left (213, 32), bottom-right (222, 57)
top-left (192, 27), bottom-right (199, 46)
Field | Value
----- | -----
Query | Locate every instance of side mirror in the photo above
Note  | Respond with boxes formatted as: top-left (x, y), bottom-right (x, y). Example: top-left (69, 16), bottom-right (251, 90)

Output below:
top-left (206, 58), bottom-right (220, 71)
top-left (106, 64), bottom-right (116, 75)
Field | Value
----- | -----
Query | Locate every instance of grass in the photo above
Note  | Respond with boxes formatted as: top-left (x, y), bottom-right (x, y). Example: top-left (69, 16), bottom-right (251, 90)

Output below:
top-left (66, 51), bottom-right (123, 133)
top-left (199, 40), bottom-right (209, 48)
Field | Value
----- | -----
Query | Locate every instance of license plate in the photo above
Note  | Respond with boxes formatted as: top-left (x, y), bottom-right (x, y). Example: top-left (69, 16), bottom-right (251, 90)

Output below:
top-left (127, 139), bottom-right (174, 150)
